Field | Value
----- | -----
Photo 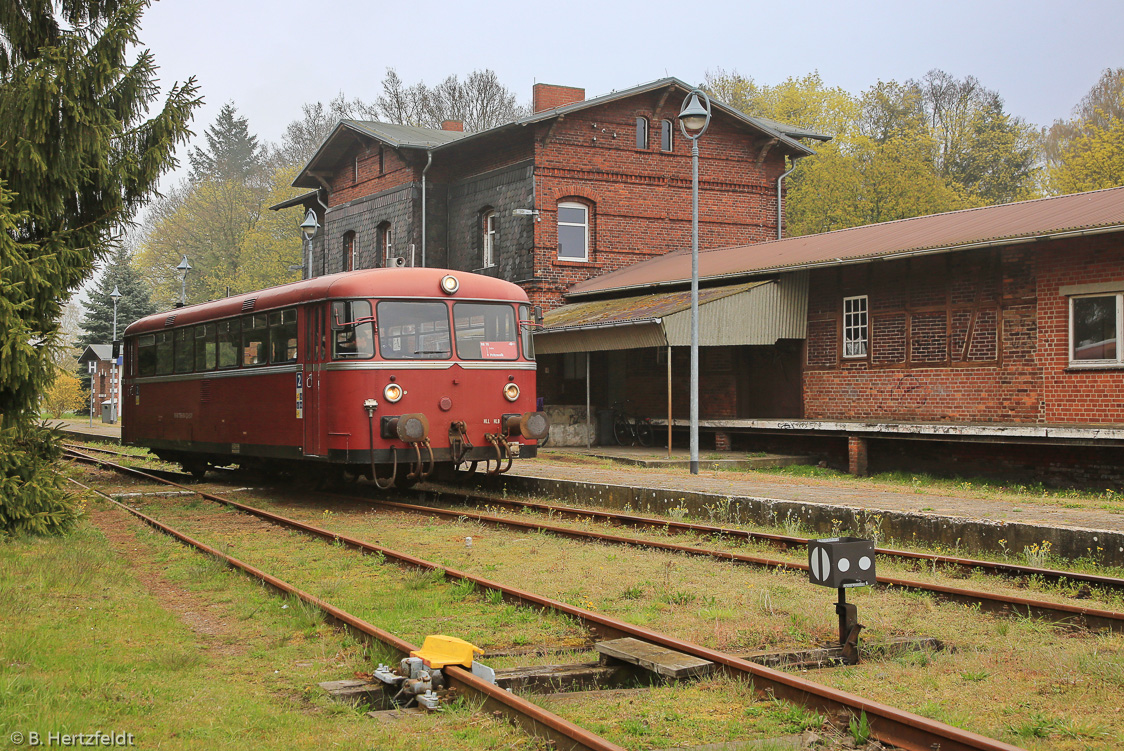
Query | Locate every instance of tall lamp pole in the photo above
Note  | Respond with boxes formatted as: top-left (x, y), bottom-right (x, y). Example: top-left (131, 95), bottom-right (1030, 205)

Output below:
top-left (176, 256), bottom-right (192, 307)
top-left (300, 209), bottom-right (320, 279)
top-left (678, 89), bottom-right (712, 476)
top-left (109, 284), bottom-right (121, 424)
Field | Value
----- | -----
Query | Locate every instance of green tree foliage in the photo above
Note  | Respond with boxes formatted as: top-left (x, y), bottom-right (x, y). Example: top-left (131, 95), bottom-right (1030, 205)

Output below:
top-left (136, 162), bottom-right (303, 306)
top-left (75, 245), bottom-right (156, 397)
top-left (705, 68), bottom-right (1041, 236)
top-left (1046, 68), bottom-right (1124, 194)
top-left (42, 368), bottom-right (85, 419)
top-left (189, 101), bottom-right (265, 182)
top-left (0, 0), bottom-right (199, 535)
top-left (911, 70), bottom-right (1040, 205)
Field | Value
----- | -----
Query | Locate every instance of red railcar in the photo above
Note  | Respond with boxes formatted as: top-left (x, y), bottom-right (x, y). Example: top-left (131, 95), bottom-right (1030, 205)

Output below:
top-left (121, 268), bottom-right (548, 484)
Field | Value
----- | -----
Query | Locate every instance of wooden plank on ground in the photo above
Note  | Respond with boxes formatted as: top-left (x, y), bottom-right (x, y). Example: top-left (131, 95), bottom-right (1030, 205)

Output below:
top-left (494, 662), bottom-right (627, 694)
top-left (595, 637), bottom-right (714, 679)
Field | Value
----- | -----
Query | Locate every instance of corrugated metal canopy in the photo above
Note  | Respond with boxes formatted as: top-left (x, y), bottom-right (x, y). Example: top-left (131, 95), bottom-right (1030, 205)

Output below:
top-left (535, 276), bottom-right (808, 354)
top-left (568, 186), bottom-right (1124, 298)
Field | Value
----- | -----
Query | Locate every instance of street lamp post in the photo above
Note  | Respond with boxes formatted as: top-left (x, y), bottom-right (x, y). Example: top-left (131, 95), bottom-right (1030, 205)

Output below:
top-left (300, 209), bottom-right (320, 279)
top-left (176, 256), bottom-right (192, 307)
top-left (678, 89), bottom-right (712, 476)
top-left (110, 284), bottom-right (121, 424)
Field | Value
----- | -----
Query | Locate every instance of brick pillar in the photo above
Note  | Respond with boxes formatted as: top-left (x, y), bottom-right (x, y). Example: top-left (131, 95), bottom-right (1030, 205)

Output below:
top-left (714, 431), bottom-right (731, 451)
top-left (848, 436), bottom-right (868, 476)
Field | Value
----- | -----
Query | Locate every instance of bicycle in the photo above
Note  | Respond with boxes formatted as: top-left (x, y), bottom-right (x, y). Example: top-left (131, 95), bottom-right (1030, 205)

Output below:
top-left (612, 401), bottom-right (654, 447)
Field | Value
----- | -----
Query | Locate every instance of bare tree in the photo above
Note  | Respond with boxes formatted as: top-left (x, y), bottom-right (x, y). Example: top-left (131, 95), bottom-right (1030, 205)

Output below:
top-left (375, 68), bottom-right (527, 132)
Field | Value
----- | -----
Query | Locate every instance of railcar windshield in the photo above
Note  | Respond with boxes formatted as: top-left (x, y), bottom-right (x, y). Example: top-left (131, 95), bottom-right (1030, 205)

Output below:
top-left (377, 301), bottom-right (451, 359)
top-left (453, 303), bottom-right (519, 360)
top-left (519, 304), bottom-right (535, 360)
top-left (332, 300), bottom-right (375, 359)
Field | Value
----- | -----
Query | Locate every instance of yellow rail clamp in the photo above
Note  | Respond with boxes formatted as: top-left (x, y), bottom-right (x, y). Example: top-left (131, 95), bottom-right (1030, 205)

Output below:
top-left (410, 635), bottom-right (484, 669)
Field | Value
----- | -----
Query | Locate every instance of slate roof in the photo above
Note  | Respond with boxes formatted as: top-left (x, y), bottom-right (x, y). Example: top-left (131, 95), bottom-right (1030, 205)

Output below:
top-left (293, 77), bottom-right (827, 190)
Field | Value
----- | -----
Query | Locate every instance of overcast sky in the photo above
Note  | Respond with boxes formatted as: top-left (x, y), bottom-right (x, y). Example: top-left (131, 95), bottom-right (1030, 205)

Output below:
top-left (139, 0), bottom-right (1123, 155)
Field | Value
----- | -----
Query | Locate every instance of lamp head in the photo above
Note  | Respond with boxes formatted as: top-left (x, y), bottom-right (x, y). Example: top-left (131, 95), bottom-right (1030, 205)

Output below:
top-left (300, 208), bottom-right (320, 239)
top-left (110, 284), bottom-right (122, 300)
top-left (176, 256), bottom-right (192, 273)
top-left (678, 91), bottom-right (711, 135)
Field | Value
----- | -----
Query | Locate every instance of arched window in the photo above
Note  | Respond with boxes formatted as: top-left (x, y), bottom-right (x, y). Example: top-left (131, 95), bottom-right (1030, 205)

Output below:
top-left (343, 231), bottom-right (356, 272)
top-left (379, 222), bottom-right (395, 266)
top-left (661, 120), bottom-right (674, 152)
top-left (482, 209), bottom-right (496, 267)
top-left (557, 201), bottom-right (589, 261)
top-left (635, 117), bottom-right (649, 149)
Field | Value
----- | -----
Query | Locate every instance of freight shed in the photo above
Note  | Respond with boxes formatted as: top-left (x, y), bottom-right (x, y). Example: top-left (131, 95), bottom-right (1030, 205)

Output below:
top-left (535, 187), bottom-right (1124, 487)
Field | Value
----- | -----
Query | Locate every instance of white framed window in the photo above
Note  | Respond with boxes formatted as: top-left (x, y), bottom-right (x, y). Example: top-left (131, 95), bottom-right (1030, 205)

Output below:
top-left (380, 223), bottom-right (394, 265)
top-left (843, 295), bottom-right (868, 358)
top-left (557, 202), bottom-right (589, 261)
top-left (482, 210), bottom-right (496, 267)
top-left (636, 117), bottom-right (649, 149)
top-left (1070, 293), bottom-right (1122, 366)
top-left (660, 119), bottom-right (674, 152)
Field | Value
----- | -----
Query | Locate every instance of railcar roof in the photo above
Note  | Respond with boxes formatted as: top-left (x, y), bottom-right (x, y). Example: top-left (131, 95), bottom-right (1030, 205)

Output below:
top-left (124, 268), bottom-right (530, 336)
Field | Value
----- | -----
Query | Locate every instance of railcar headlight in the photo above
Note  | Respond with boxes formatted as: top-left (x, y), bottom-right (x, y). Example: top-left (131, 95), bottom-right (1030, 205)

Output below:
top-left (503, 383), bottom-right (520, 402)
top-left (439, 274), bottom-right (459, 295)
top-left (384, 383), bottom-right (404, 403)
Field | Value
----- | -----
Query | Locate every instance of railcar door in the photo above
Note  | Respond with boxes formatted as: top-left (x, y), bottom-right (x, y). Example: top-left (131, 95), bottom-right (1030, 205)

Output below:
top-left (302, 303), bottom-right (327, 457)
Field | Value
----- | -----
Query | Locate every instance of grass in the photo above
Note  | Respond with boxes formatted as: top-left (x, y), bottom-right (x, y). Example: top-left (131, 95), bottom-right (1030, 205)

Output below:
top-left (742, 463), bottom-right (1124, 514)
top-left (264, 491), bottom-right (1124, 750)
top-left (538, 678), bottom-right (829, 748)
top-left (0, 518), bottom-right (548, 750)
top-left (52, 464), bottom-right (1124, 750)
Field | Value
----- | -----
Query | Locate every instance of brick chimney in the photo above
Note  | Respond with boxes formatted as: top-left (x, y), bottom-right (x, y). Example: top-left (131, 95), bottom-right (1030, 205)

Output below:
top-left (441, 120), bottom-right (464, 132)
top-left (533, 83), bottom-right (585, 113)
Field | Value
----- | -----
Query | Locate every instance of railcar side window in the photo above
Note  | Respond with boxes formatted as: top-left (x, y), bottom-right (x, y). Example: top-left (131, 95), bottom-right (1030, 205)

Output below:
top-left (173, 328), bottom-right (193, 374)
top-left (242, 314), bottom-right (270, 366)
top-left (217, 319), bottom-right (240, 369)
top-left (270, 309), bottom-right (299, 363)
top-left (377, 301), bottom-right (451, 360)
top-left (137, 334), bottom-right (156, 377)
top-left (194, 324), bottom-right (217, 371)
top-left (519, 305), bottom-right (536, 360)
top-left (331, 301), bottom-right (375, 359)
top-left (155, 331), bottom-right (173, 375)
top-left (453, 303), bottom-right (518, 360)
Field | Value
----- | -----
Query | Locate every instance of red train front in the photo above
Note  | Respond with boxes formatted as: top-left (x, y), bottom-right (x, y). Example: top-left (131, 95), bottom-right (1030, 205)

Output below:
top-left (121, 268), bottom-right (548, 485)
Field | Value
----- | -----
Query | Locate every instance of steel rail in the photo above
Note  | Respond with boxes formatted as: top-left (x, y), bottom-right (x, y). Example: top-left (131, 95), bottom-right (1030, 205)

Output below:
top-left (66, 475), bottom-right (626, 751)
top-left (66, 439), bottom-right (1124, 590)
top-left (350, 495), bottom-right (1124, 633)
top-left (416, 485), bottom-right (1124, 592)
top-left (69, 448), bottom-right (1025, 751)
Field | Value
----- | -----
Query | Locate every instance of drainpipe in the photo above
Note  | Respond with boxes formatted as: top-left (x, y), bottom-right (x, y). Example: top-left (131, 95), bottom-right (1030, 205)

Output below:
top-left (421, 151), bottom-right (433, 267)
top-left (776, 157), bottom-right (801, 240)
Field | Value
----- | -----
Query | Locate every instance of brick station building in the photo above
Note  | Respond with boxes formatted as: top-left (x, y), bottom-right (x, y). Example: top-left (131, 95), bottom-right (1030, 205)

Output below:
top-left (275, 77), bottom-right (827, 309)
top-left (536, 187), bottom-right (1124, 485)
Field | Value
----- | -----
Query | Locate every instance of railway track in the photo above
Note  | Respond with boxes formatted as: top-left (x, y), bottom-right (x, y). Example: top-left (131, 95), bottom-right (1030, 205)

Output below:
top-left (68, 446), bottom-right (1028, 751)
top-left (412, 483), bottom-right (1124, 593)
top-left (333, 493), bottom-right (1124, 632)
top-left (64, 438), bottom-right (1124, 592)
